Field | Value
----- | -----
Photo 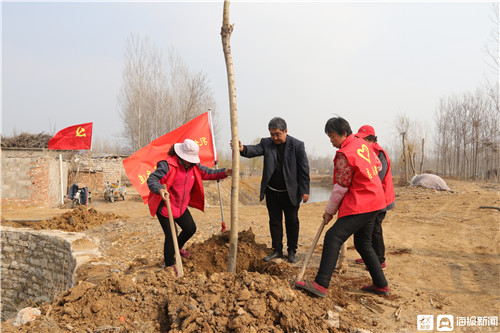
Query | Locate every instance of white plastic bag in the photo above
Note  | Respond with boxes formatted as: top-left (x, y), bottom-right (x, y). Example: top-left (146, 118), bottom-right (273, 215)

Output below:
top-left (13, 307), bottom-right (41, 326)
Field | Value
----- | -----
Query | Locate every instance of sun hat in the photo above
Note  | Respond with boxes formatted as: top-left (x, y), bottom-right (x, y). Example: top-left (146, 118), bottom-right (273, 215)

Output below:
top-left (174, 139), bottom-right (200, 163)
top-left (355, 125), bottom-right (376, 139)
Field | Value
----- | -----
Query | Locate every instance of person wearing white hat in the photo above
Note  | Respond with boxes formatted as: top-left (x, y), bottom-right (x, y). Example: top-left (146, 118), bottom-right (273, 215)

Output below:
top-left (147, 139), bottom-right (232, 271)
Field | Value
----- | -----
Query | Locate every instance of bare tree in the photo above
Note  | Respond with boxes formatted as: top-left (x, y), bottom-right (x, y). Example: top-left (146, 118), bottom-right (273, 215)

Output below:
top-left (118, 33), bottom-right (151, 152)
top-left (92, 137), bottom-right (121, 154)
top-left (419, 138), bottom-right (425, 174)
top-left (434, 87), bottom-right (500, 180)
top-left (484, 3), bottom-right (499, 77)
top-left (394, 114), bottom-right (412, 185)
top-left (118, 34), bottom-right (219, 153)
top-left (392, 113), bottom-right (433, 183)
top-left (483, 3), bottom-right (500, 181)
top-left (165, 49), bottom-right (220, 143)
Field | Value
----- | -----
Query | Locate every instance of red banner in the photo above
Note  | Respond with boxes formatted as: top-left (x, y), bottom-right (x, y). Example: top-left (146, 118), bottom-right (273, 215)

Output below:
top-left (123, 112), bottom-right (216, 204)
top-left (48, 123), bottom-right (93, 150)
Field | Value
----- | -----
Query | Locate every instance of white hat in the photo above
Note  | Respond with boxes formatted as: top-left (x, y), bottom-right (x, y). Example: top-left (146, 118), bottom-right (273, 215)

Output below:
top-left (174, 139), bottom-right (200, 163)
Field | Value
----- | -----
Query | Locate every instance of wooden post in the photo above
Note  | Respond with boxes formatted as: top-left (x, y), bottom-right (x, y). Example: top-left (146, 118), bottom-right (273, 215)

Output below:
top-left (221, 0), bottom-right (240, 273)
top-left (59, 154), bottom-right (64, 205)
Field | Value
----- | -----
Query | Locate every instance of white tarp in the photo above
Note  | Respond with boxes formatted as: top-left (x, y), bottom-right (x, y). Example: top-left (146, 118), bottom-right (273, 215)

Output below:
top-left (410, 174), bottom-right (452, 191)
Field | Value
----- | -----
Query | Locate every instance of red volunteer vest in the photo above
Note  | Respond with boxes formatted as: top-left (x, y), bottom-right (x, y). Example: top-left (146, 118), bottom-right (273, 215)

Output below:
top-left (148, 155), bottom-right (205, 217)
top-left (372, 142), bottom-right (396, 206)
top-left (335, 135), bottom-right (386, 218)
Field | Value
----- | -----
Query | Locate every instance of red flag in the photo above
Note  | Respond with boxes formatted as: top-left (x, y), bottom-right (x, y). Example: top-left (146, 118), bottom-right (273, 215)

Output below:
top-left (48, 123), bottom-right (93, 150)
top-left (123, 112), bottom-right (216, 204)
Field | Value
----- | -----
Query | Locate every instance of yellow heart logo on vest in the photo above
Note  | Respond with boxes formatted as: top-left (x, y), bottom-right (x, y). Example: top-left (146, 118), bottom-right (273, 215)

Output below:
top-left (357, 144), bottom-right (371, 164)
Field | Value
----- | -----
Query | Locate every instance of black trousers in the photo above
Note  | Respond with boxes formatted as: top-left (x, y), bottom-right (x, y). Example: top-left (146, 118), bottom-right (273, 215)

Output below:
top-left (315, 210), bottom-right (388, 289)
top-left (373, 211), bottom-right (386, 264)
top-left (265, 188), bottom-right (300, 253)
top-left (156, 207), bottom-right (196, 266)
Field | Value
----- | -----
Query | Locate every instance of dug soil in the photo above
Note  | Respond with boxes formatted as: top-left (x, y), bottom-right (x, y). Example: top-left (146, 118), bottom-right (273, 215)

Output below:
top-left (1, 176), bottom-right (499, 332)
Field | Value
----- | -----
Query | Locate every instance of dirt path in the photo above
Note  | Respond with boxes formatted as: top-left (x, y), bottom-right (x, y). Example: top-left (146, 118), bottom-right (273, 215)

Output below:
top-left (1, 177), bottom-right (499, 332)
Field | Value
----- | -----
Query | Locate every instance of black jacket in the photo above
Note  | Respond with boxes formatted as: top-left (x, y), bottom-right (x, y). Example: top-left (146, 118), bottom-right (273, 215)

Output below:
top-left (241, 135), bottom-right (310, 206)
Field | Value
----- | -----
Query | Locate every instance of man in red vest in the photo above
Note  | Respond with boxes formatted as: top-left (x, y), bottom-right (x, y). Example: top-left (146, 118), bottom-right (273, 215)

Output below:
top-left (147, 139), bottom-right (232, 272)
top-left (354, 125), bottom-right (395, 270)
top-left (296, 117), bottom-right (390, 297)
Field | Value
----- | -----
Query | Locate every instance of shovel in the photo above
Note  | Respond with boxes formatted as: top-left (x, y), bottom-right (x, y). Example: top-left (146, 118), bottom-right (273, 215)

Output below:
top-left (163, 188), bottom-right (184, 278)
top-left (296, 218), bottom-right (327, 281)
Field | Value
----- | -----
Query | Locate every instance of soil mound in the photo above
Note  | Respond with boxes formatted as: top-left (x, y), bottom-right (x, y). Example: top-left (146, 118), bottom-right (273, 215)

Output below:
top-left (1, 206), bottom-right (122, 232)
top-left (2, 229), bottom-right (374, 332)
top-left (185, 229), bottom-right (290, 278)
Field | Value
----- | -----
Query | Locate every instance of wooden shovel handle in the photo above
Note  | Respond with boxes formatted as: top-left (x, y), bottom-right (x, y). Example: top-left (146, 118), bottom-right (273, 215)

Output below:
top-left (163, 188), bottom-right (184, 278)
top-left (296, 219), bottom-right (327, 282)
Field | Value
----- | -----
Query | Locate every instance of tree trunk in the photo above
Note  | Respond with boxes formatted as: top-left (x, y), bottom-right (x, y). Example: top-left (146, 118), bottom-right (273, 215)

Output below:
top-left (399, 132), bottom-right (408, 186)
top-left (221, 0), bottom-right (240, 273)
top-left (419, 138), bottom-right (425, 174)
top-left (409, 152), bottom-right (416, 177)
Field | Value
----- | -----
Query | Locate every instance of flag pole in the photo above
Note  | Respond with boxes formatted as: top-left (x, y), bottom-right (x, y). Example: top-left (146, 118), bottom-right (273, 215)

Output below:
top-left (88, 150), bottom-right (91, 207)
top-left (208, 109), bottom-right (226, 232)
top-left (87, 136), bottom-right (93, 207)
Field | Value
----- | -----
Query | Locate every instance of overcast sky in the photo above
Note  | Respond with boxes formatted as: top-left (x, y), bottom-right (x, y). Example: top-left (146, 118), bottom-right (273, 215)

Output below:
top-left (2, 1), bottom-right (497, 158)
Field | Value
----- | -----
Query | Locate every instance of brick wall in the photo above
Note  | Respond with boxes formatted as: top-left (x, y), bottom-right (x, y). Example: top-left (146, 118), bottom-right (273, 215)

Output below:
top-left (1, 149), bottom-right (128, 208)
top-left (76, 156), bottom-right (126, 192)
top-left (1, 154), bottom-right (69, 208)
top-left (68, 171), bottom-right (104, 196)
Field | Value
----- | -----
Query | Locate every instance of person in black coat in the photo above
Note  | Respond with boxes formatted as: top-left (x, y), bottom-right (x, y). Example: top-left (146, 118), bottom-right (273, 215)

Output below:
top-left (233, 117), bottom-right (310, 263)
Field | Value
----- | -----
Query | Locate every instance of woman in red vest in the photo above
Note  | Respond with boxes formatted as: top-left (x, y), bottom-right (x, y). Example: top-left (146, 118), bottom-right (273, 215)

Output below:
top-left (147, 139), bottom-right (231, 270)
top-left (354, 125), bottom-right (395, 270)
top-left (296, 117), bottom-right (390, 297)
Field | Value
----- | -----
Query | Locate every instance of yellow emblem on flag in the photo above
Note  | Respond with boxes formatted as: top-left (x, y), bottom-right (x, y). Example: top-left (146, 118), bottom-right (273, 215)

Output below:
top-left (76, 127), bottom-right (87, 137)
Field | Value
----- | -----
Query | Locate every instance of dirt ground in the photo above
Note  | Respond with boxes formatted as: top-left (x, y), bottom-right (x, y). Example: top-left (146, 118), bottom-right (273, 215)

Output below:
top-left (1, 176), bottom-right (499, 332)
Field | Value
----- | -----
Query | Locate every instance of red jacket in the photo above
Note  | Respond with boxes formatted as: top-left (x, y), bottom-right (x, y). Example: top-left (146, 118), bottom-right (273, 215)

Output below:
top-left (147, 155), bottom-right (227, 218)
top-left (335, 135), bottom-right (386, 218)
top-left (372, 142), bottom-right (396, 207)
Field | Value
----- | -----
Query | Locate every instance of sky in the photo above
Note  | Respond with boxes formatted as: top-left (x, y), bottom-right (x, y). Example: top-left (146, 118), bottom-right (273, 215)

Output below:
top-left (2, 1), bottom-right (498, 158)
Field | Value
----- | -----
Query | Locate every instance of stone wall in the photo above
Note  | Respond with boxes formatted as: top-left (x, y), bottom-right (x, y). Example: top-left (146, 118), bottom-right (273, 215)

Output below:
top-left (0, 227), bottom-right (99, 320)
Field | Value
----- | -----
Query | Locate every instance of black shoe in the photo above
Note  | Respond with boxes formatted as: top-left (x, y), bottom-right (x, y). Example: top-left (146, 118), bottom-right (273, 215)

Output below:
top-left (287, 250), bottom-right (298, 263)
top-left (263, 250), bottom-right (283, 262)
